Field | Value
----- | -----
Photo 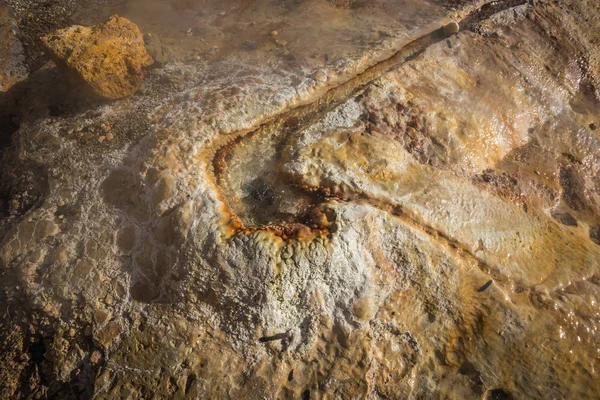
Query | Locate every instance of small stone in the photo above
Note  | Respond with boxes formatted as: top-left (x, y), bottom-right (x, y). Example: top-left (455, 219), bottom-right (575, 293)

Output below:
top-left (443, 21), bottom-right (460, 35)
top-left (94, 309), bottom-right (110, 325)
top-left (58, 200), bottom-right (65, 207)
top-left (95, 321), bottom-right (121, 348)
top-left (98, 136), bottom-right (106, 143)
top-left (90, 350), bottom-right (102, 364)
top-left (106, 132), bottom-right (114, 141)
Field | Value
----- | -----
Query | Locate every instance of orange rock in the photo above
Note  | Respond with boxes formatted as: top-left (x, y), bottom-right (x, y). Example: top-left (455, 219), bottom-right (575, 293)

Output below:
top-left (42, 15), bottom-right (153, 100)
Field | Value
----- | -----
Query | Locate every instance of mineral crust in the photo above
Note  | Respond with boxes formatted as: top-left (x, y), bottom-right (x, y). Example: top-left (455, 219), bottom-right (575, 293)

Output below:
top-left (1, 0), bottom-right (600, 399)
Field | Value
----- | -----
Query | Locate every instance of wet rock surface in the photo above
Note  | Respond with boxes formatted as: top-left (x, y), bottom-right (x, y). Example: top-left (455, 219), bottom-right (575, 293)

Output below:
top-left (1, 0), bottom-right (600, 399)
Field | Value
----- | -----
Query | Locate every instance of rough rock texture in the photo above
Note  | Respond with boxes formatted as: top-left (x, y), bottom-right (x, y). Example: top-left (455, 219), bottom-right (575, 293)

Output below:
top-left (1, 0), bottom-right (600, 399)
top-left (42, 15), bottom-right (153, 99)
top-left (0, 4), bottom-right (27, 92)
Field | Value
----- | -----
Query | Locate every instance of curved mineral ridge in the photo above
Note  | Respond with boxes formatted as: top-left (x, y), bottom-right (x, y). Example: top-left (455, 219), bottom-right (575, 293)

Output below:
top-left (1, 0), bottom-right (600, 398)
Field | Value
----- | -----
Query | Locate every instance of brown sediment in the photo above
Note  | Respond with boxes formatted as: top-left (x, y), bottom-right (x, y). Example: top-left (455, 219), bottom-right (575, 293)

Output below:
top-left (209, 0), bottom-right (529, 243)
